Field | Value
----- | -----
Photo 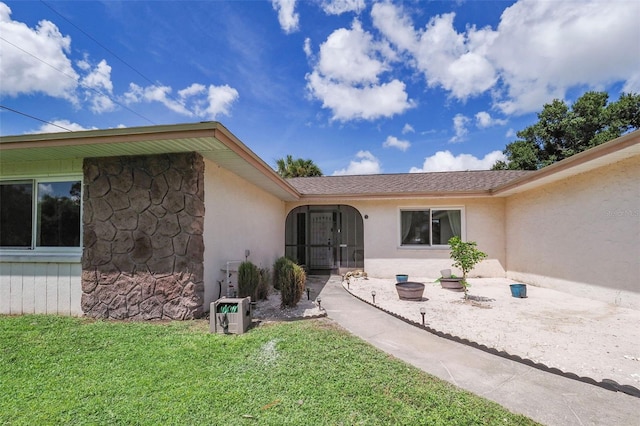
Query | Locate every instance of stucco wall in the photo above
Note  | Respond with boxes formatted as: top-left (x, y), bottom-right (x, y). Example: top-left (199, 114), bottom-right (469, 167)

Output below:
top-left (81, 153), bottom-right (205, 319)
top-left (286, 198), bottom-right (506, 279)
top-left (203, 160), bottom-right (286, 309)
top-left (505, 155), bottom-right (640, 309)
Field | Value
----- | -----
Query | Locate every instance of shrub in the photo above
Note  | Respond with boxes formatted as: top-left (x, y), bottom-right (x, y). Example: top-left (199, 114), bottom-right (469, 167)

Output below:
top-left (273, 257), bottom-right (306, 308)
top-left (272, 256), bottom-right (290, 291)
top-left (255, 267), bottom-right (271, 301)
top-left (238, 261), bottom-right (260, 299)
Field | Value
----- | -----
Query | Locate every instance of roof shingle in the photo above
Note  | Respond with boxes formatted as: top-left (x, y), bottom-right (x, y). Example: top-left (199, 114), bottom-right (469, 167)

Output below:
top-left (287, 170), bottom-right (532, 196)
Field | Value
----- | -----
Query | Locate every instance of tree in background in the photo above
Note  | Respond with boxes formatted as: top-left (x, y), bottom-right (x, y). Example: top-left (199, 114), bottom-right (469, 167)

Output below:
top-left (493, 92), bottom-right (640, 170)
top-left (276, 155), bottom-right (323, 178)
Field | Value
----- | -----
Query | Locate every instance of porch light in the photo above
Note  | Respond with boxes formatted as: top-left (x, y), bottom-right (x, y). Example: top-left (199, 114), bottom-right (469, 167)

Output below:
top-left (371, 291), bottom-right (376, 304)
top-left (420, 307), bottom-right (426, 326)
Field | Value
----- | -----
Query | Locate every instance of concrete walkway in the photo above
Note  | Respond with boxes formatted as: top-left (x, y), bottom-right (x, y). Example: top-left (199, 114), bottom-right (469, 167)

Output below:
top-left (315, 275), bottom-right (640, 426)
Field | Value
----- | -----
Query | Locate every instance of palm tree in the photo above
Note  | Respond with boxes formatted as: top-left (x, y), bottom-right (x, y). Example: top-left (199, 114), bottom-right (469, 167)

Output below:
top-left (275, 155), bottom-right (323, 178)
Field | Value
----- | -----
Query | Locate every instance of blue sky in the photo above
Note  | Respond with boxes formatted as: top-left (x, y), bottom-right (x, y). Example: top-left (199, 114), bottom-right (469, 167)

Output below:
top-left (1, 0), bottom-right (638, 175)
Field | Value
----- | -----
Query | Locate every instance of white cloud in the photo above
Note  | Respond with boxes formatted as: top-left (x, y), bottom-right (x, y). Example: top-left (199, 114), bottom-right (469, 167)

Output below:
top-left (306, 72), bottom-right (412, 121)
top-left (79, 59), bottom-right (116, 113)
top-left (449, 114), bottom-right (470, 143)
top-left (0, 3), bottom-right (78, 102)
top-left (321, 0), bottom-right (365, 15)
top-left (410, 150), bottom-right (506, 172)
top-left (505, 128), bottom-right (516, 138)
top-left (333, 150), bottom-right (381, 175)
top-left (383, 135), bottom-right (410, 151)
top-left (372, 4), bottom-right (498, 100)
top-left (401, 123), bottom-right (414, 134)
top-left (203, 84), bottom-right (240, 119)
top-left (316, 20), bottom-right (389, 85)
top-left (303, 37), bottom-right (312, 57)
top-left (272, 0), bottom-right (299, 34)
top-left (124, 82), bottom-right (239, 120)
top-left (475, 111), bottom-right (507, 128)
top-left (370, 0), bottom-right (640, 115)
top-left (31, 119), bottom-right (97, 134)
top-left (306, 20), bottom-right (413, 121)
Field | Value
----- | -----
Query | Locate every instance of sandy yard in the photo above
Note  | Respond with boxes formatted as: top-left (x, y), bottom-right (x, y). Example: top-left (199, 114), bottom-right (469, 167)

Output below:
top-left (252, 275), bottom-right (640, 391)
top-left (343, 276), bottom-right (640, 389)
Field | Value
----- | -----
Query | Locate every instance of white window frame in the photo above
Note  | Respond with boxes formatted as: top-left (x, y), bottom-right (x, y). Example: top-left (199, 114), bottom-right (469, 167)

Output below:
top-left (398, 206), bottom-right (465, 248)
top-left (0, 175), bottom-right (83, 257)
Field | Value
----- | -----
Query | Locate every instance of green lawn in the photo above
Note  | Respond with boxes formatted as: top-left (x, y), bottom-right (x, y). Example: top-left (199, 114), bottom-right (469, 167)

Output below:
top-left (0, 315), bottom-right (538, 425)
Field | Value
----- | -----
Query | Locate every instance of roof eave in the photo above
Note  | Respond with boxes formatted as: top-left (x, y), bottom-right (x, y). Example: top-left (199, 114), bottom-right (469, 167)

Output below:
top-left (491, 129), bottom-right (640, 197)
top-left (0, 122), bottom-right (301, 202)
top-left (297, 190), bottom-right (492, 202)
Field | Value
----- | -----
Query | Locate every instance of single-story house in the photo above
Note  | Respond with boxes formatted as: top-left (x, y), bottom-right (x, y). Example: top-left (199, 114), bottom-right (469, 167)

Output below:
top-left (1, 122), bottom-right (638, 319)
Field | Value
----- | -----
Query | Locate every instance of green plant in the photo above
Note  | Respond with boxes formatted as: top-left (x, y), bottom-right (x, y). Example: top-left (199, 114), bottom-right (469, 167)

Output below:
top-left (273, 257), bottom-right (306, 308)
top-left (255, 267), bottom-right (271, 300)
top-left (272, 256), bottom-right (290, 291)
top-left (238, 261), bottom-right (260, 299)
top-left (448, 236), bottom-right (488, 297)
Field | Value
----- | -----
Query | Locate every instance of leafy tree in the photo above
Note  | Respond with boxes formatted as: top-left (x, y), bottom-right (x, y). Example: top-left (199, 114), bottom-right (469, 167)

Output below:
top-left (276, 155), bottom-right (323, 178)
top-left (493, 91), bottom-right (640, 170)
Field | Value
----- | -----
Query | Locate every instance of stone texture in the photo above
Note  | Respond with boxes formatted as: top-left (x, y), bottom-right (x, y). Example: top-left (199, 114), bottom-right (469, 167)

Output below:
top-left (104, 189), bottom-right (130, 211)
top-left (137, 210), bottom-right (158, 235)
top-left (112, 231), bottom-right (134, 254)
top-left (82, 153), bottom-right (205, 320)
top-left (91, 197), bottom-right (114, 222)
top-left (130, 190), bottom-right (151, 214)
top-left (89, 174), bottom-right (110, 198)
top-left (150, 176), bottom-right (168, 205)
top-left (109, 168), bottom-right (133, 192)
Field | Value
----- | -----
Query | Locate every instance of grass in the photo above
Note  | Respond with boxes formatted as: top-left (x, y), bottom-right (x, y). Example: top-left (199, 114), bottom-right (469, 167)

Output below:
top-left (0, 315), bottom-right (538, 425)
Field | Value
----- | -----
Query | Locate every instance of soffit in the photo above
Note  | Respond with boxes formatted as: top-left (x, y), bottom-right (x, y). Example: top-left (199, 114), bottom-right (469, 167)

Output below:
top-left (0, 122), bottom-right (299, 201)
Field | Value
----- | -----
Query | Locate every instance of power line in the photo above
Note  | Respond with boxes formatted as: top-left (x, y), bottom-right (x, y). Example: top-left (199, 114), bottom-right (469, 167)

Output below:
top-left (0, 105), bottom-right (73, 132)
top-left (39, 0), bottom-right (189, 117)
top-left (0, 35), bottom-right (156, 125)
top-left (40, 0), bottom-right (158, 87)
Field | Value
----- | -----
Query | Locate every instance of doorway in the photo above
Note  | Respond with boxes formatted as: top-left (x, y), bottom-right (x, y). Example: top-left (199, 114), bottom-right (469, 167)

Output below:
top-left (285, 205), bottom-right (364, 274)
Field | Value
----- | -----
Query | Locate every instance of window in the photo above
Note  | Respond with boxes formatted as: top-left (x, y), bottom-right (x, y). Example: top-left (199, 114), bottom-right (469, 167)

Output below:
top-left (400, 208), bottom-right (462, 246)
top-left (0, 179), bottom-right (81, 250)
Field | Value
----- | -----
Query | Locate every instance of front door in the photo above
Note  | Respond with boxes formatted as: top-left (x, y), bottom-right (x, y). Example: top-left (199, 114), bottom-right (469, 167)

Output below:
top-left (309, 211), bottom-right (334, 269)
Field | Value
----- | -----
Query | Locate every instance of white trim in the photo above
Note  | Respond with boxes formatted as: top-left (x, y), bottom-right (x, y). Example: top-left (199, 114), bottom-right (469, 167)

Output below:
top-left (397, 206), bottom-right (466, 248)
top-left (0, 252), bottom-right (82, 263)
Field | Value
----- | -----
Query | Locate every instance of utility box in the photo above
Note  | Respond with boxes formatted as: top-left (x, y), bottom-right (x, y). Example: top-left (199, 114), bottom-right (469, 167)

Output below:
top-left (210, 297), bottom-right (251, 334)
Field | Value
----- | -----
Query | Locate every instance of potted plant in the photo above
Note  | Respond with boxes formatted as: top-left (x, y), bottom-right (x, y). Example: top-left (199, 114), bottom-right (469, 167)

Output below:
top-left (446, 236), bottom-right (488, 298)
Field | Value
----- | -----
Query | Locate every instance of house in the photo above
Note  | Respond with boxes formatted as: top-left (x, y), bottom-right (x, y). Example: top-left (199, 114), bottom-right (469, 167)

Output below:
top-left (1, 122), bottom-right (638, 319)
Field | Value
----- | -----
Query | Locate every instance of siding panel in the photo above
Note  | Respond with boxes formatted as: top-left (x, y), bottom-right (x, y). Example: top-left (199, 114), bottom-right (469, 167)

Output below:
top-left (10, 263), bottom-right (23, 314)
top-left (0, 261), bottom-right (82, 315)
top-left (57, 263), bottom-right (71, 315)
top-left (45, 263), bottom-right (58, 314)
top-left (22, 266), bottom-right (35, 314)
top-left (69, 263), bottom-right (82, 315)
top-left (0, 266), bottom-right (10, 314)
top-left (34, 263), bottom-right (48, 314)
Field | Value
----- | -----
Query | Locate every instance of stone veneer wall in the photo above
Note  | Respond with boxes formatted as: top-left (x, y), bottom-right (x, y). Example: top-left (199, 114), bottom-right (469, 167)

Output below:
top-left (81, 153), bottom-right (205, 319)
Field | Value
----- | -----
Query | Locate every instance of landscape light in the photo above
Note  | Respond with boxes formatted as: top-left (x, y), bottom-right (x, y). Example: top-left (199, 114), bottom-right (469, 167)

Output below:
top-left (420, 307), bottom-right (426, 326)
top-left (317, 297), bottom-right (322, 310)
top-left (371, 291), bottom-right (376, 304)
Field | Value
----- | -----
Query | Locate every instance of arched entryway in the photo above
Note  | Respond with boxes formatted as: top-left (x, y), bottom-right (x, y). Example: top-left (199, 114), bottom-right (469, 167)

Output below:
top-left (285, 205), bottom-right (364, 274)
